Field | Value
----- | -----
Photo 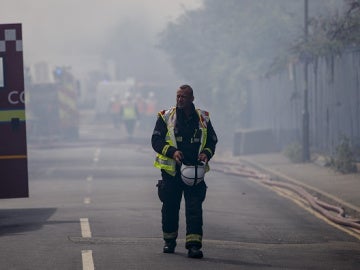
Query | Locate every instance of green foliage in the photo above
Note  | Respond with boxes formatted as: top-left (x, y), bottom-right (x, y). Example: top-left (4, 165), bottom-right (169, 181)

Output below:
top-left (330, 135), bottom-right (358, 174)
top-left (159, 0), bottom-right (307, 125)
top-left (292, 1), bottom-right (360, 61)
top-left (158, 0), bottom-right (347, 126)
top-left (283, 142), bottom-right (303, 163)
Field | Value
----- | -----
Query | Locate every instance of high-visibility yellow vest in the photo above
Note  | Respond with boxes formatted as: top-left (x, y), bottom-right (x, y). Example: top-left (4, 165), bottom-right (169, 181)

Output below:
top-left (154, 107), bottom-right (211, 176)
top-left (122, 103), bottom-right (137, 120)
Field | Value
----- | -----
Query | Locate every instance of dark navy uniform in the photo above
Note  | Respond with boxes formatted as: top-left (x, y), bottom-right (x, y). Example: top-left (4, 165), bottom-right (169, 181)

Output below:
top-left (151, 104), bottom-right (218, 250)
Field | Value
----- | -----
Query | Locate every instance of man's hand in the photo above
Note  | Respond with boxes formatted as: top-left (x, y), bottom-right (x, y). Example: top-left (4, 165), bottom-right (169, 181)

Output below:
top-left (173, 150), bottom-right (184, 165)
top-left (198, 153), bottom-right (208, 164)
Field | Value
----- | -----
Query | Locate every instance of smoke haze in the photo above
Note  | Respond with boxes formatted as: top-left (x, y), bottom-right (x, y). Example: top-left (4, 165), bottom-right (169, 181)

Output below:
top-left (0, 0), bottom-right (202, 77)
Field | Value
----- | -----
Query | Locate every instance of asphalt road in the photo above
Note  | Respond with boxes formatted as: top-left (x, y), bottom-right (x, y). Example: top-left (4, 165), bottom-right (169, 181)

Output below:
top-left (0, 112), bottom-right (359, 269)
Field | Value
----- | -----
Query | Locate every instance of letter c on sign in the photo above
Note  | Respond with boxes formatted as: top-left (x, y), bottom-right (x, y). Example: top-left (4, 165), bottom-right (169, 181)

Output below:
top-left (20, 91), bottom-right (25, 103)
top-left (8, 91), bottom-right (25, 104)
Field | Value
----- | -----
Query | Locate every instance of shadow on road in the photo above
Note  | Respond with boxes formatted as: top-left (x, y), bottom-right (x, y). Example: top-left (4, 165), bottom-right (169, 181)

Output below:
top-left (0, 208), bottom-right (61, 236)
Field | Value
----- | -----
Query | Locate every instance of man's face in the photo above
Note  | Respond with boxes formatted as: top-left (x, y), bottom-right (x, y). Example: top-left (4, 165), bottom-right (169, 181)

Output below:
top-left (176, 88), bottom-right (194, 109)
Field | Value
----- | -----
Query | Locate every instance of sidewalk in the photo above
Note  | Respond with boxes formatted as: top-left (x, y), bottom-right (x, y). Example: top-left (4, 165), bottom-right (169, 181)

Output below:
top-left (214, 151), bottom-right (360, 218)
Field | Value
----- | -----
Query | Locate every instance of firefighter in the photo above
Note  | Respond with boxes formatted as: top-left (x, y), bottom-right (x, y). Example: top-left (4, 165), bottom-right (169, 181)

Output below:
top-left (109, 94), bottom-right (122, 128)
top-left (120, 93), bottom-right (138, 140)
top-left (135, 93), bottom-right (146, 118)
top-left (151, 84), bottom-right (218, 259)
top-left (144, 91), bottom-right (157, 131)
top-left (145, 91), bottom-right (156, 116)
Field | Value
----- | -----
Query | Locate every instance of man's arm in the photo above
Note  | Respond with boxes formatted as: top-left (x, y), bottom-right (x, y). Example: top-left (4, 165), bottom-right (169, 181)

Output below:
top-left (200, 120), bottom-right (218, 162)
top-left (151, 115), bottom-right (178, 159)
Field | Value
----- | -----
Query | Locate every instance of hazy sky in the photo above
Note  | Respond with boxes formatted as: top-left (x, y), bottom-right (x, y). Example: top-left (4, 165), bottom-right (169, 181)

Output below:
top-left (0, 0), bottom-right (202, 75)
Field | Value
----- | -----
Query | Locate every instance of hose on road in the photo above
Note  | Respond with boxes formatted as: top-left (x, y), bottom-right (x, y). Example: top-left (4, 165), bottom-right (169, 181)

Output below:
top-left (212, 160), bottom-right (360, 231)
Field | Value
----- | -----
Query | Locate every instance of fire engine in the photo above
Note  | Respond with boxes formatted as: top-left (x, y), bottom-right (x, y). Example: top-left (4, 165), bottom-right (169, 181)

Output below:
top-left (0, 23), bottom-right (28, 198)
top-left (27, 66), bottom-right (80, 141)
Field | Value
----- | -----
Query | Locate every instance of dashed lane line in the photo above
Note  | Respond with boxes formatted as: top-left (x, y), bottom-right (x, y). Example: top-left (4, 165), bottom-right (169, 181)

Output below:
top-left (84, 197), bottom-right (91, 204)
top-left (80, 219), bottom-right (94, 269)
top-left (93, 147), bottom-right (101, 163)
top-left (81, 148), bottom-right (101, 269)
top-left (82, 250), bottom-right (95, 270)
top-left (80, 218), bottom-right (92, 238)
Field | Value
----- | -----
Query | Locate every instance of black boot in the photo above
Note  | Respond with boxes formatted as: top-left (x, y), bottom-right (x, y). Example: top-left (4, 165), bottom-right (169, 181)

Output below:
top-left (163, 241), bottom-right (176, 253)
top-left (187, 247), bottom-right (203, 258)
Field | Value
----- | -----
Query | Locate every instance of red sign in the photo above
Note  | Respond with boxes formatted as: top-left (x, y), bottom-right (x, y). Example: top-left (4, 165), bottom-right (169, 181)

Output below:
top-left (0, 23), bottom-right (28, 198)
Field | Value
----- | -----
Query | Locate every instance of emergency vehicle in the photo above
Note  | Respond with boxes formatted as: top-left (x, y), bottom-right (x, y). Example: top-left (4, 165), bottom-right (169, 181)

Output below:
top-left (27, 66), bottom-right (80, 141)
top-left (0, 23), bottom-right (28, 198)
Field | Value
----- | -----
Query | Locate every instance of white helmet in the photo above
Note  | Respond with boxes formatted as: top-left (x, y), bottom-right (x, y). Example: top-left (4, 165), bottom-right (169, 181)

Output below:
top-left (180, 161), bottom-right (206, 186)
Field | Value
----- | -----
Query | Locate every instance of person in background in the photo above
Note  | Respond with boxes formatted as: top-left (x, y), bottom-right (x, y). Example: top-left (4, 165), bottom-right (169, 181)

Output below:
top-left (109, 94), bottom-right (122, 128)
top-left (144, 91), bottom-right (157, 131)
top-left (120, 93), bottom-right (138, 140)
top-left (135, 93), bottom-right (146, 121)
top-left (151, 84), bottom-right (218, 259)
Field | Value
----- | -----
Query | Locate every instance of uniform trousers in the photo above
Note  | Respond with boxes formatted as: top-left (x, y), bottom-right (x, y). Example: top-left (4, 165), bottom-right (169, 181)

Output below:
top-left (157, 170), bottom-right (207, 249)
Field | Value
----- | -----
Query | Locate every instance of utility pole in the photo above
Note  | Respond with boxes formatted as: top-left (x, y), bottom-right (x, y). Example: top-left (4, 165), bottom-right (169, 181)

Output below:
top-left (302, 0), bottom-right (310, 162)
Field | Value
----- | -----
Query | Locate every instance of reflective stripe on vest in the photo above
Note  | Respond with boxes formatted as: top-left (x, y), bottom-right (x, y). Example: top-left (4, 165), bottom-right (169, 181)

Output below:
top-left (153, 107), bottom-right (210, 175)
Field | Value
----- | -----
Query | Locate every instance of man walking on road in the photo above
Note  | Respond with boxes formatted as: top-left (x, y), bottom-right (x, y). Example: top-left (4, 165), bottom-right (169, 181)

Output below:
top-left (151, 84), bottom-right (218, 258)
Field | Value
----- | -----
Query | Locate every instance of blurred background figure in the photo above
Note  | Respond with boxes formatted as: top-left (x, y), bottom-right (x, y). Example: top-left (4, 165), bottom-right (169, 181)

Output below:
top-left (144, 91), bottom-right (157, 130)
top-left (135, 92), bottom-right (146, 123)
top-left (120, 92), bottom-right (139, 140)
top-left (109, 94), bottom-right (122, 128)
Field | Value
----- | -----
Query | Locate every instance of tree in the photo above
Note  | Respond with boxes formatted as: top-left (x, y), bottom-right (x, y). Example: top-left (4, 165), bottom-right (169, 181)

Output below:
top-left (159, 0), bottom-right (345, 129)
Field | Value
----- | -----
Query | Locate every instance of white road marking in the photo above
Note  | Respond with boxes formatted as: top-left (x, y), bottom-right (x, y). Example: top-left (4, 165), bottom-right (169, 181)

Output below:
top-left (87, 182), bottom-right (93, 194)
top-left (82, 250), bottom-right (95, 270)
top-left (93, 148), bottom-right (101, 163)
top-left (84, 197), bottom-right (91, 204)
top-left (80, 218), bottom-right (92, 238)
top-left (80, 152), bottom-right (99, 269)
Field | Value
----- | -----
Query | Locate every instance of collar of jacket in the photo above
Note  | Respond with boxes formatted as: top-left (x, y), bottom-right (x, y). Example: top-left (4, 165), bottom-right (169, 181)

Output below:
top-left (176, 104), bottom-right (197, 120)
